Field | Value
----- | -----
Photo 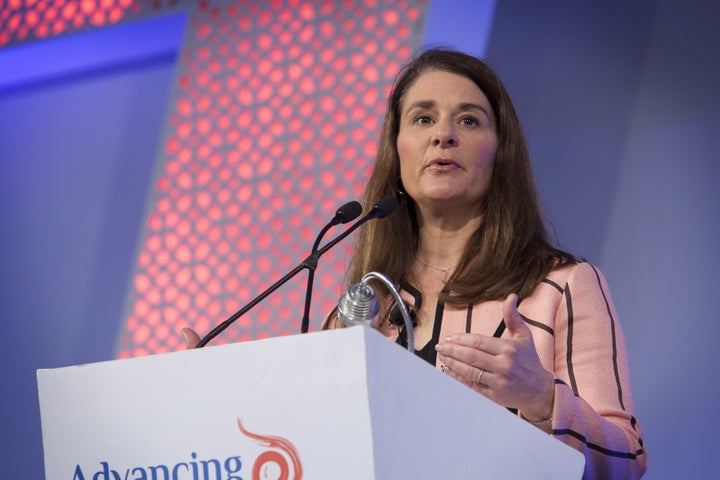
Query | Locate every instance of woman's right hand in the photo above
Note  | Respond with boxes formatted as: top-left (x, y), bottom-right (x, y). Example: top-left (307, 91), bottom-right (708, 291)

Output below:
top-left (180, 327), bottom-right (201, 349)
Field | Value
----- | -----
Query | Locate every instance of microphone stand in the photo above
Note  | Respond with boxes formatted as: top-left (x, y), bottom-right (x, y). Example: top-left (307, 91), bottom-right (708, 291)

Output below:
top-left (195, 198), bottom-right (395, 348)
top-left (299, 219), bottom-right (336, 334)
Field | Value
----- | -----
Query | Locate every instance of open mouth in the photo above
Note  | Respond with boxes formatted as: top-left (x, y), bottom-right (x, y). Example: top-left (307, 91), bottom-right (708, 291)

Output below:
top-left (428, 158), bottom-right (458, 168)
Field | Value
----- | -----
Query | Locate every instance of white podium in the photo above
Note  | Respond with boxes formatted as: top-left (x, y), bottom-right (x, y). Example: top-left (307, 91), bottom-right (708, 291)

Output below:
top-left (37, 326), bottom-right (584, 479)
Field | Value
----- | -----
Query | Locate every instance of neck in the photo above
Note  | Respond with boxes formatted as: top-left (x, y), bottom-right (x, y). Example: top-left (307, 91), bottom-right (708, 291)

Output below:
top-left (415, 256), bottom-right (455, 273)
top-left (415, 208), bottom-right (482, 268)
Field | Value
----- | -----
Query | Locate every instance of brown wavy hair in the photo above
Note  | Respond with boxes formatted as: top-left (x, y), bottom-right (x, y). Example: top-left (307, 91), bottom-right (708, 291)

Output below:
top-left (345, 48), bottom-right (576, 308)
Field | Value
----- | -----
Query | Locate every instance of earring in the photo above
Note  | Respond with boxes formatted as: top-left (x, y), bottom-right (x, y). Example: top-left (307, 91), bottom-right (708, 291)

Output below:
top-left (397, 180), bottom-right (406, 196)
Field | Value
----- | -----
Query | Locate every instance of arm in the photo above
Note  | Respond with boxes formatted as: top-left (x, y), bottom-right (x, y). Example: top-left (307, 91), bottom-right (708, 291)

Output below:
top-left (436, 263), bottom-right (647, 479)
top-left (549, 263), bottom-right (647, 479)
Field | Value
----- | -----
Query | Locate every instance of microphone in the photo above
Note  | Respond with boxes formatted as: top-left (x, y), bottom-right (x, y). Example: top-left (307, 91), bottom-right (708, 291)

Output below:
top-left (195, 197), bottom-right (397, 348)
top-left (312, 201), bottom-right (362, 252)
top-left (311, 196), bottom-right (397, 257)
top-left (337, 282), bottom-right (379, 326)
top-left (367, 196), bottom-right (397, 219)
top-left (300, 201), bottom-right (362, 333)
top-left (337, 271), bottom-right (414, 352)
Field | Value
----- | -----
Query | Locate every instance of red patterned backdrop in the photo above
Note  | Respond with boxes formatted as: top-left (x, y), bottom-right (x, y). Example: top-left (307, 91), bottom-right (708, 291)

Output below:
top-left (1, 0), bottom-right (428, 356)
top-left (0, 0), bottom-right (141, 46)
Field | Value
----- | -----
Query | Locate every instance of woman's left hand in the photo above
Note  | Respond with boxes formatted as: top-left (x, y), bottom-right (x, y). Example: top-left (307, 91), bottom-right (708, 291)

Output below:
top-left (435, 293), bottom-right (554, 421)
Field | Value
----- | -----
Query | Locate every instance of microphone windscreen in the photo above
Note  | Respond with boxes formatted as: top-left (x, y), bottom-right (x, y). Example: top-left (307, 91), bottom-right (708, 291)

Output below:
top-left (373, 196), bottom-right (398, 218)
top-left (336, 201), bottom-right (362, 224)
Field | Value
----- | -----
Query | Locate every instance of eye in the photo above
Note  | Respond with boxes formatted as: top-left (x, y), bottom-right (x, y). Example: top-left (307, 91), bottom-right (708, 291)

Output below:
top-left (411, 113), bottom-right (434, 125)
top-left (459, 115), bottom-right (480, 127)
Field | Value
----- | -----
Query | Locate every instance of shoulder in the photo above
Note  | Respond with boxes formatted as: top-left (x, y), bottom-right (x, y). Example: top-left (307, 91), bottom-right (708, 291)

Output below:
top-left (545, 261), bottom-right (607, 292)
top-left (544, 262), bottom-right (620, 321)
top-left (523, 262), bottom-right (610, 312)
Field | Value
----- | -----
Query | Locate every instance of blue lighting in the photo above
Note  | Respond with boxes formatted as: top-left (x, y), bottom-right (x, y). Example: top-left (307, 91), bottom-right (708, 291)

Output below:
top-left (0, 12), bottom-right (186, 92)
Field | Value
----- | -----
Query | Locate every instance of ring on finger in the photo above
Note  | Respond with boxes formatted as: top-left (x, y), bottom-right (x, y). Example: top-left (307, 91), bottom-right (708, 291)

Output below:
top-left (476, 368), bottom-right (485, 384)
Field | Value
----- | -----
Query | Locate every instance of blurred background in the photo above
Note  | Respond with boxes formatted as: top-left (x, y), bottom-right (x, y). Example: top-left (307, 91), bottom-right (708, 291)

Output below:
top-left (1, 0), bottom-right (718, 478)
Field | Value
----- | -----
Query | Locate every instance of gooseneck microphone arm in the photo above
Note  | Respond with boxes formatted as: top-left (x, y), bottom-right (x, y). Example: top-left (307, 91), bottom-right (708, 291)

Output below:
top-left (300, 201), bottom-right (362, 334)
top-left (337, 271), bottom-right (414, 352)
top-left (195, 262), bottom-right (305, 348)
top-left (195, 197), bottom-right (397, 348)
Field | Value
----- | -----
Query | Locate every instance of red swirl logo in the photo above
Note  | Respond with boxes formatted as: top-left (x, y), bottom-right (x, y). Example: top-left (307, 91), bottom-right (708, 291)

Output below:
top-left (237, 419), bottom-right (303, 480)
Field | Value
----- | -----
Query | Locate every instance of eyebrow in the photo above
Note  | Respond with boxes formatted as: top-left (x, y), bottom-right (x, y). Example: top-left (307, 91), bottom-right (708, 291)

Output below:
top-left (404, 100), bottom-right (492, 119)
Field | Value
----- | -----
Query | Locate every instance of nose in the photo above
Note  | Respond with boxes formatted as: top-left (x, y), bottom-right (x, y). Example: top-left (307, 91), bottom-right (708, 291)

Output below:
top-left (431, 120), bottom-right (457, 147)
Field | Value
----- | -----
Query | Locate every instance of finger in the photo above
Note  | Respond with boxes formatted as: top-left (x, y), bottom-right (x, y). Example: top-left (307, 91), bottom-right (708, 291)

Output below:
top-left (474, 367), bottom-right (490, 387)
top-left (502, 293), bottom-right (530, 338)
top-left (180, 327), bottom-right (201, 349)
top-left (440, 333), bottom-right (504, 356)
top-left (437, 351), bottom-right (493, 385)
top-left (436, 340), bottom-right (498, 372)
top-left (440, 354), bottom-right (492, 391)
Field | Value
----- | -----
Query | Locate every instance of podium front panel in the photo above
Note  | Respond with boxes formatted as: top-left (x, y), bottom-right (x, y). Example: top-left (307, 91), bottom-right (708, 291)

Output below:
top-left (38, 328), bottom-right (376, 479)
top-left (38, 326), bottom-right (584, 479)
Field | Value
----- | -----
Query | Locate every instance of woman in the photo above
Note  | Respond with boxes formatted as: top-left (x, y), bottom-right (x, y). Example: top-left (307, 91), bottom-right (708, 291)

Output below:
top-left (320, 48), bottom-right (647, 479)
top-left (183, 48), bottom-right (647, 478)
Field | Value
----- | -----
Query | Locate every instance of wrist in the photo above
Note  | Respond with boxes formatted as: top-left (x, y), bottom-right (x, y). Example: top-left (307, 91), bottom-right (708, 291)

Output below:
top-left (528, 415), bottom-right (553, 434)
top-left (523, 371), bottom-right (555, 422)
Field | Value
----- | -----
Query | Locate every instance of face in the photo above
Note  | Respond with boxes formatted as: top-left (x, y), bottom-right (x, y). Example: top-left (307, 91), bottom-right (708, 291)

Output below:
top-left (396, 70), bottom-right (497, 213)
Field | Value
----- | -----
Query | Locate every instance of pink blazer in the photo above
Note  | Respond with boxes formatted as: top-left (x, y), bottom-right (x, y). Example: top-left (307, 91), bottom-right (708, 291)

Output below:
top-left (327, 262), bottom-right (647, 479)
